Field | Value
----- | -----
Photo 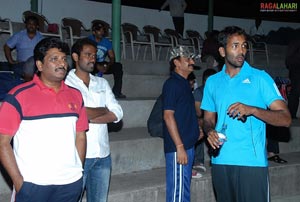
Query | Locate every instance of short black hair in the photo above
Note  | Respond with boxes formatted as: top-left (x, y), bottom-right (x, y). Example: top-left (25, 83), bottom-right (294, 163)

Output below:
top-left (218, 26), bottom-right (247, 48)
top-left (34, 37), bottom-right (70, 62)
top-left (71, 38), bottom-right (97, 57)
top-left (169, 56), bottom-right (181, 73)
top-left (24, 15), bottom-right (39, 25)
top-left (202, 68), bottom-right (217, 84)
top-left (92, 22), bottom-right (104, 32)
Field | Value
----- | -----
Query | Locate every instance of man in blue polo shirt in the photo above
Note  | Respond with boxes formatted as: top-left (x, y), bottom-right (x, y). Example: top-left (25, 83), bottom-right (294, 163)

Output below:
top-left (162, 46), bottom-right (200, 202)
top-left (201, 26), bottom-right (291, 202)
top-left (4, 15), bottom-right (44, 80)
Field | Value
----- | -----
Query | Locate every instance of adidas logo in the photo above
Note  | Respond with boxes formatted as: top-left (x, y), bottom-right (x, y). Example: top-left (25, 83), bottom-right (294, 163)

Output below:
top-left (242, 78), bottom-right (251, 84)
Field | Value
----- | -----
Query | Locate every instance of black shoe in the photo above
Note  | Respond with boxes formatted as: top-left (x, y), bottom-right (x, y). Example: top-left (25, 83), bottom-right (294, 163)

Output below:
top-left (268, 155), bottom-right (288, 164)
top-left (114, 93), bottom-right (126, 99)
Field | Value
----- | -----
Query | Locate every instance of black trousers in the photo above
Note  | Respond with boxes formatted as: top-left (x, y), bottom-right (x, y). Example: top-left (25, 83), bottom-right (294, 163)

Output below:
top-left (172, 17), bottom-right (184, 36)
top-left (104, 62), bottom-right (123, 95)
top-left (288, 74), bottom-right (300, 118)
top-left (212, 165), bottom-right (269, 202)
top-left (267, 138), bottom-right (279, 154)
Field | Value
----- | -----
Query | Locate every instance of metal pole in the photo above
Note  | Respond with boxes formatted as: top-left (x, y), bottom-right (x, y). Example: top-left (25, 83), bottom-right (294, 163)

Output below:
top-left (112, 0), bottom-right (121, 62)
top-left (30, 0), bottom-right (38, 12)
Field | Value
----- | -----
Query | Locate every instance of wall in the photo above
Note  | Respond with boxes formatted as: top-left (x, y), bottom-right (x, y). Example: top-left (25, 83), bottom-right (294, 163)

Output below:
top-left (0, 0), bottom-right (299, 37)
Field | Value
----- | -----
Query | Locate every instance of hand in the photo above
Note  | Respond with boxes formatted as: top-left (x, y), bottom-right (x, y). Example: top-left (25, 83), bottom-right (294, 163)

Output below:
top-left (176, 145), bottom-right (187, 164)
top-left (14, 176), bottom-right (24, 192)
top-left (96, 62), bottom-right (109, 73)
top-left (227, 102), bottom-right (253, 122)
top-left (198, 128), bottom-right (204, 140)
top-left (9, 60), bottom-right (18, 65)
top-left (207, 129), bottom-right (221, 149)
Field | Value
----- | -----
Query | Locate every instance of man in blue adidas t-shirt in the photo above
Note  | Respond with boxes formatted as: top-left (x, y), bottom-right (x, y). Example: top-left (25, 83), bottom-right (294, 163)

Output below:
top-left (88, 22), bottom-right (126, 98)
top-left (201, 26), bottom-right (291, 202)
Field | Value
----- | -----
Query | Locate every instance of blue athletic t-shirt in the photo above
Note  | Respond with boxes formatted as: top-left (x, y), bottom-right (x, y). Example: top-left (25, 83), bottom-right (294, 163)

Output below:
top-left (88, 35), bottom-right (112, 62)
top-left (201, 61), bottom-right (283, 167)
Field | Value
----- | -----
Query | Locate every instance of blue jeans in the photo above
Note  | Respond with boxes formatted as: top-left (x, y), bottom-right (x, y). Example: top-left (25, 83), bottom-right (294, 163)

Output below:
top-left (80, 155), bottom-right (112, 202)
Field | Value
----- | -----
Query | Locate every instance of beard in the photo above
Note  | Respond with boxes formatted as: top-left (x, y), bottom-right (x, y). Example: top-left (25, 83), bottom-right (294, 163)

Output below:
top-left (226, 54), bottom-right (245, 69)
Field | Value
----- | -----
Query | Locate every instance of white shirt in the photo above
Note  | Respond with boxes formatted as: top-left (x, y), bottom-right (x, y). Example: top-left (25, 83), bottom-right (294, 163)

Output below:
top-left (65, 69), bottom-right (123, 158)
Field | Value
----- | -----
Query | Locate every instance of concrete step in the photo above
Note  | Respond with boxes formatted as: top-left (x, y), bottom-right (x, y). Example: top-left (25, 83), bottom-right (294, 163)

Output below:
top-left (117, 99), bottom-right (156, 128)
top-left (104, 74), bottom-right (167, 99)
top-left (1, 152), bottom-right (300, 202)
top-left (280, 119), bottom-right (300, 153)
top-left (103, 60), bottom-right (204, 99)
top-left (109, 127), bottom-right (165, 175)
top-left (109, 119), bottom-right (300, 175)
top-left (105, 152), bottom-right (299, 202)
top-left (272, 195), bottom-right (300, 202)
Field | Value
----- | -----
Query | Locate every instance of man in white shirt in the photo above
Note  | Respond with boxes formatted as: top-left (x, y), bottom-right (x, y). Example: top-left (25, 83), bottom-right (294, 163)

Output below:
top-left (65, 38), bottom-right (123, 202)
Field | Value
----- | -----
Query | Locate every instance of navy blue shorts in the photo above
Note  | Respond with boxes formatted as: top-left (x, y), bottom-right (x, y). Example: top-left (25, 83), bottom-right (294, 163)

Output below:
top-left (15, 178), bottom-right (83, 202)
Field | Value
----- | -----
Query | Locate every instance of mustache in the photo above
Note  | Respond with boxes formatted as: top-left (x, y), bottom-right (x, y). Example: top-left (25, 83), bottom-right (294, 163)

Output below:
top-left (55, 66), bottom-right (67, 72)
top-left (238, 54), bottom-right (246, 58)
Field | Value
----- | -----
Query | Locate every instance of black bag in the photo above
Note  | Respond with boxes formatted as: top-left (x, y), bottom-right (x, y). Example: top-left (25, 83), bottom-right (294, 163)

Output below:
top-left (147, 95), bottom-right (163, 138)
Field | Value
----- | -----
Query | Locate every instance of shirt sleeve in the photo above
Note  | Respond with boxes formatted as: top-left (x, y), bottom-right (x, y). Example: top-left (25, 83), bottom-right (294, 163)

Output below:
top-left (0, 96), bottom-right (22, 136)
top-left (200, 78), bottom-right (216, 112)
top-left (259, 71), bottom-right (284, 107)
top-left (76, 95), bottom-right (89, 132)
top-left (6, 32), bottom-right (20, 49)
top-left (103, 79), bottom-right (123, 122)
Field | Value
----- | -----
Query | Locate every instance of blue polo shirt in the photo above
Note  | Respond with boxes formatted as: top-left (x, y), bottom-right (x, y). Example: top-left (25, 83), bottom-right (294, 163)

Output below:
top-left (88, 35), bottom-right (112, 62)
top-left (162, 71), bottom-right (199, 153)
top-left (201, 61), bottom-right (283, 167)
top-left (6, 30), bottom-right (44, 62)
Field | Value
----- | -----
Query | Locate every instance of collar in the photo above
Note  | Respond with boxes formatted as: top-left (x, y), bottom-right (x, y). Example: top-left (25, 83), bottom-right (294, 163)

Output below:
top-left (220, 61), bottom-right (252, 78)
top-left (32, 74), bottom-right (67, 92)
top-left (171, 71), bottom-right (188, 81)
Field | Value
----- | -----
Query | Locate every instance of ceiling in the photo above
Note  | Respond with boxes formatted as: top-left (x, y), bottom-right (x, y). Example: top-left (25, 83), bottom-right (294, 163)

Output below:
top-left (89, 0), bottom-right (300, 23)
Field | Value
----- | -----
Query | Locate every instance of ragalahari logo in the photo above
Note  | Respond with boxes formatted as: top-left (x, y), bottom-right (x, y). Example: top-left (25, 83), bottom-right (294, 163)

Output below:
top-left (260, 2), bottom-right (298, 12)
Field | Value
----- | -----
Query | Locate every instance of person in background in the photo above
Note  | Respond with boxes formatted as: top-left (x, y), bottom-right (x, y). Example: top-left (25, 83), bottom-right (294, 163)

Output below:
top-left (187, 71), bottom-right (197, 91)
top-left (286, 39), bottom-right (300, 119)
top-left (202, 26), bottom-right (291, 202)
top-left (201, 30), bottom-right (223, 71)
top-left (65, 38), bottom-right (123, 202)
top-left (159, 0), bottom-right (187, 36)
top-left (193, 68), bottom-right (217, 174)
top-left (249, 17), bottom-right (266, 42)
top-left (3, 15), bottom-right (44, 81)
top-left (162, 46), bottom-right (201, 202)
top-left (0, 37), bottom-right (88, 202)
top-left (88, 22), bottom-right (126, 99)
